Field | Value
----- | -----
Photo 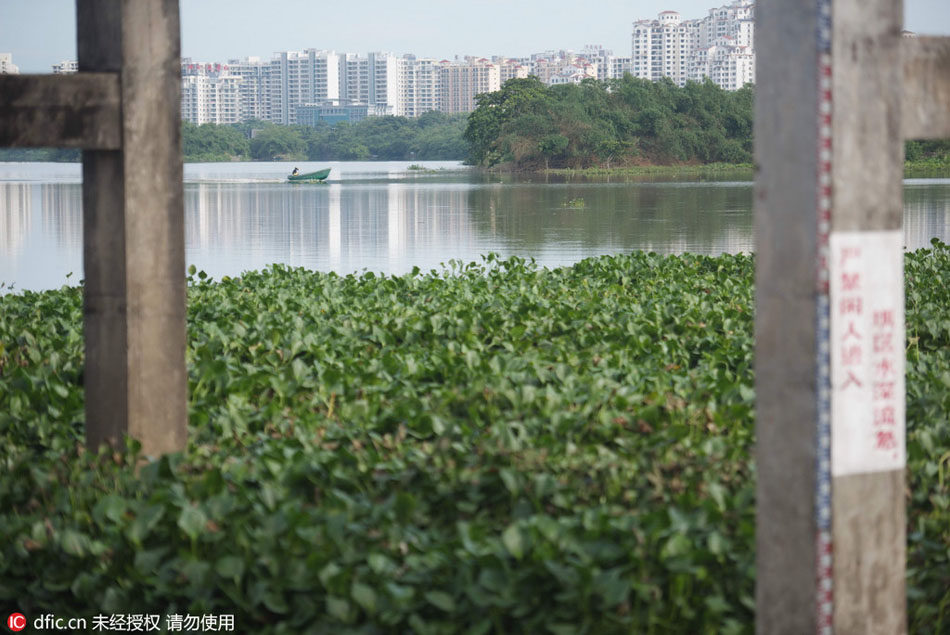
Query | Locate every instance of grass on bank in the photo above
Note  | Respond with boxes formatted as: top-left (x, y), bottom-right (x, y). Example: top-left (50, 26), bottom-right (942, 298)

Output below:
top-left (543, 160), bottom-right (950, 179)
top-left (542, 163), bottom-right (755, 178)
top-left (1, 248), bottom-right (948, 634)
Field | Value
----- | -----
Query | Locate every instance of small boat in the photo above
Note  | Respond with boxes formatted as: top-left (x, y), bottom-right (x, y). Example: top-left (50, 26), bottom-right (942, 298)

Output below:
top-left (288, 168), bottom-right (331, 183)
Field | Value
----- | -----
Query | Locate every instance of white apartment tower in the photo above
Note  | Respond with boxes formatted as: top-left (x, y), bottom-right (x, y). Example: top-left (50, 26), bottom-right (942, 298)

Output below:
top-left (368, 52), bottom-right (401, 113)
top-left (268, 49), bottom-right (341, 125)
top-left (631, 11), bottom-right (700, 86)
top-left (689, 44), bottom-right (754, 90)
top-left (698, 2), bottom-right (754, 49)
top-left (181, 62), bottom-right (243, 125)
top-left (495, 58), bottom-right (529, 85)
top-left (340, 54), bottom-right (370, 105)
top-left (632, 2), bottom-right (755, 90)
top-left (439, 59), bottom-right (500, 114)
top-left (577, 46), bottom-right (632, 81)
top-left (609, 57), bottom-right (633, 80)
top-left (227, 57), bottom-right (269, 122)
top-left (0, 53), bottom-right (19, 74)
top-left (396, 57), bottom-right (441, 117)
top-left (689, 2), bottom-right (755, 89)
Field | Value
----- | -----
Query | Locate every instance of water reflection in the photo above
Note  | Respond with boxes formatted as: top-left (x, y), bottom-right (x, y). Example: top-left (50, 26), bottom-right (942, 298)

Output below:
top-left (3, 165), bottom-right (950, 291)
top-left (184, 182), bottom-right (481, 277)
top-left (466, 181), bottom-right (753, 255)
top-left (42, 184), bottom-right (82, 250)
top-left (0, 183), bottom-right (31, 260)
top-left (905, 181), bottom-right (950, 250)
top-left (1, 183), bottom-right (85, 290)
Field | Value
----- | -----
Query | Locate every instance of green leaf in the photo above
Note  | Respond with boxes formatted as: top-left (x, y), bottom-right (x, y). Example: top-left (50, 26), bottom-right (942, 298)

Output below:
top-left (502, 524), bottom-right (525, 559)
top-left (499, 468), bottom-right (520, 495)
top-left (60, 529), bottom-right (86, 556)
top-left (707, 482), bottom-right (727, 511)
top-left (94, 494), bottom-right (128, 525)
top-left (215, 555), bottom-right (245, 581)
top-left (177, 504), bottom-right (207, 541)
top-left (661, 533), bottom-right (692, 560)
top-left (351, 582), bottom-right (377, 614)
top-left (368, 553), bottom-right (395, 575)
top-left (425, 590), bottom-right (456, 612)
top-left (263, 590), bottom-right (289, 614)
top-left (326, 596), bottom-right (352, 622)
top-left (127, 504), bottom-right (165, 545)
top-left (319, 562), bottom-right (342, 588)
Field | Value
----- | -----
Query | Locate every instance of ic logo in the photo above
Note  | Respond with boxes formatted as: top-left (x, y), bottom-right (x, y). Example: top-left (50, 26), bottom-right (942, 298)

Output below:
top-left (7, 613), bottom-right (26, 632)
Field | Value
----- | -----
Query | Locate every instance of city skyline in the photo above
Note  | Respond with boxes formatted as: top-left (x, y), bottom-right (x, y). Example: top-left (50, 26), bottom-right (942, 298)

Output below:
top-left (2, 0), bottom-right (949, 73)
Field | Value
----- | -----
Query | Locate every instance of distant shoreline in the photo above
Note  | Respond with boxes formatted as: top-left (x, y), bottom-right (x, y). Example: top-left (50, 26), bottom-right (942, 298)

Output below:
top-left (2, 156), bottom-right (948, 179)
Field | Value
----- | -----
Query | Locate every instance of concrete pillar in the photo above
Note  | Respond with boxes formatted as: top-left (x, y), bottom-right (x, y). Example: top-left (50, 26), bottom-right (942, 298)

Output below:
top-left (756, 0), bottom-right (909, 632)
top-left (79, 0), bottom-right (187, 456)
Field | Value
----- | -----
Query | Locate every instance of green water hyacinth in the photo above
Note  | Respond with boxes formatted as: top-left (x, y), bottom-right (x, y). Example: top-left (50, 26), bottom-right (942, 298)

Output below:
top-left (0, 247), bottom-right (947, 633)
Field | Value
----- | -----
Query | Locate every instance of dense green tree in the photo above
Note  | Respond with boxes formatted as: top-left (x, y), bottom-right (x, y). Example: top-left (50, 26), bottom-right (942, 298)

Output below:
top-left (249, 126), bottom-right (306, 160)
top-left (294, 113), bottom-right (468, 161)
top-left (307, 123), bottom-right (371, 160)
top-left (905, 139), bottom-right (950, 161)
top-left (464, 77), bottom-right (551, 166)
top-left (538, 134), bottom-right (569, 170)
top-left (464, 75), bottom-right (758, 169)
top-left (182, 122), bottom-right (249, 161)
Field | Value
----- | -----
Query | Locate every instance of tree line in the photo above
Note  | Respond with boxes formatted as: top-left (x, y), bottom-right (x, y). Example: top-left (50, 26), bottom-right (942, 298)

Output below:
top-left (464, 75), bottom-right (754, 169)
top-left (462, 75), bottom-right (950, 170)
top-left (180, 111), bottom-right (468, 162)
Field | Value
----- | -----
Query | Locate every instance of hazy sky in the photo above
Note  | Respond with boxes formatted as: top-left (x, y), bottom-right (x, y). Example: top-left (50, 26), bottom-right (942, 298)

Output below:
top-left (2, 0), bottom-right (949, 72)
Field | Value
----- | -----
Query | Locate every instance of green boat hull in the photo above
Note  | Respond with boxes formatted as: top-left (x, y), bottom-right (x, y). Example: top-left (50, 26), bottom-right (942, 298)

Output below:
top-left (288, 168), bottom-right (331, 182)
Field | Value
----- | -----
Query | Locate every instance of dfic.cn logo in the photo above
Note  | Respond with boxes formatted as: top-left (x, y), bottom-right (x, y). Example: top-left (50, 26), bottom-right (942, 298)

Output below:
top-left (7, 613), bottom-right (26, 632)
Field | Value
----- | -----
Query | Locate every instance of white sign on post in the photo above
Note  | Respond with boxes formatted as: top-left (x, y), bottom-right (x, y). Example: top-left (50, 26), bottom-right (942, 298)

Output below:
top-left (829, 230), bottom-right (905, 477)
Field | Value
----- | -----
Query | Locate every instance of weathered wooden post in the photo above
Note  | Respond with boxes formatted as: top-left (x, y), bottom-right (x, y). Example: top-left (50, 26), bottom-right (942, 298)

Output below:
top-left (0, 0), bottom-right (187, 457)
top-left (756, 0), bottom-right (950, 632)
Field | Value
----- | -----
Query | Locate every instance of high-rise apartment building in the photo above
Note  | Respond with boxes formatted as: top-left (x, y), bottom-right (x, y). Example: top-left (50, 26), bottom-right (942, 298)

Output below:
top-left (340, 53), bottom-right (370, 105)
top-left (396, 57), bottom-right (442, 118)
top-left (698, 2), bottom-right (754, 49)
top-left (631, 11), bottom-right (700, 86)
top-left (368, 52), bottom-right (400, 113)
top-left (439, 59), bottom-right (500, 114)
top-left (576, 46), bottom-right (632, 81)
top-left (181, 61), bottom-right (243, 125)
top-left (688, 44), bottom-right (754, 90)
top-left (688, 2), bottom-right (755, 89)
top-left (0, 53), bottom-right (19, 74)
top-left (268, 49), bottom-right (341, 125)
top-left (608, 57), bottom-right (633, 80)
top-left (495, 58), bottom-right (530, 85)
top-left (631, 2), bottom-right (754, 90)
top-left (227, 57), bottom-right (269, 122)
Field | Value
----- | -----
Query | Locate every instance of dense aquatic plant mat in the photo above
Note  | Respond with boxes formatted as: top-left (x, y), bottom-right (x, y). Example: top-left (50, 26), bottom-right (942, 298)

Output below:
top-left (1, 248), bottom-right (948, 633)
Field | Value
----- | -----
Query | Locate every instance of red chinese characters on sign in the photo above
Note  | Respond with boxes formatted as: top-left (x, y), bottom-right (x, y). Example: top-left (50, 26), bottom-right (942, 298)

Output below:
top-left (871, 309), bottom-right (898, 452)
top-left (830, 231), bottom-right (905, 476)
top-left (836, 247), bottom-right (864, 391)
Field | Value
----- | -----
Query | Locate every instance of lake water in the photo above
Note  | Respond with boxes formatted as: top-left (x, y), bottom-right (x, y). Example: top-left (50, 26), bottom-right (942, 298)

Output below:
top-left (2, 161), bottom-right (950, 291)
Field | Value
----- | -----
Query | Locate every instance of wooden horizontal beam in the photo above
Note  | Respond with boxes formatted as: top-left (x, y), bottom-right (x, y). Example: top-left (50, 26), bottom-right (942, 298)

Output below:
top-left (0, 73), bottom-right (121, 149)
top-left (902, 36), bottom-right (950, 140)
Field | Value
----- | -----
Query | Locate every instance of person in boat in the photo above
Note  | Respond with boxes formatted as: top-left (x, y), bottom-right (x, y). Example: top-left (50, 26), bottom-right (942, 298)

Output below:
top-left (292, 167), bottom-right (299, 176)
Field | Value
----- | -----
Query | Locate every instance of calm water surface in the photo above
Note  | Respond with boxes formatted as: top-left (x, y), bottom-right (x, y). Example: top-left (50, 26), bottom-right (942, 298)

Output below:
top-left (2, 161), bottom-right (950, 290)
